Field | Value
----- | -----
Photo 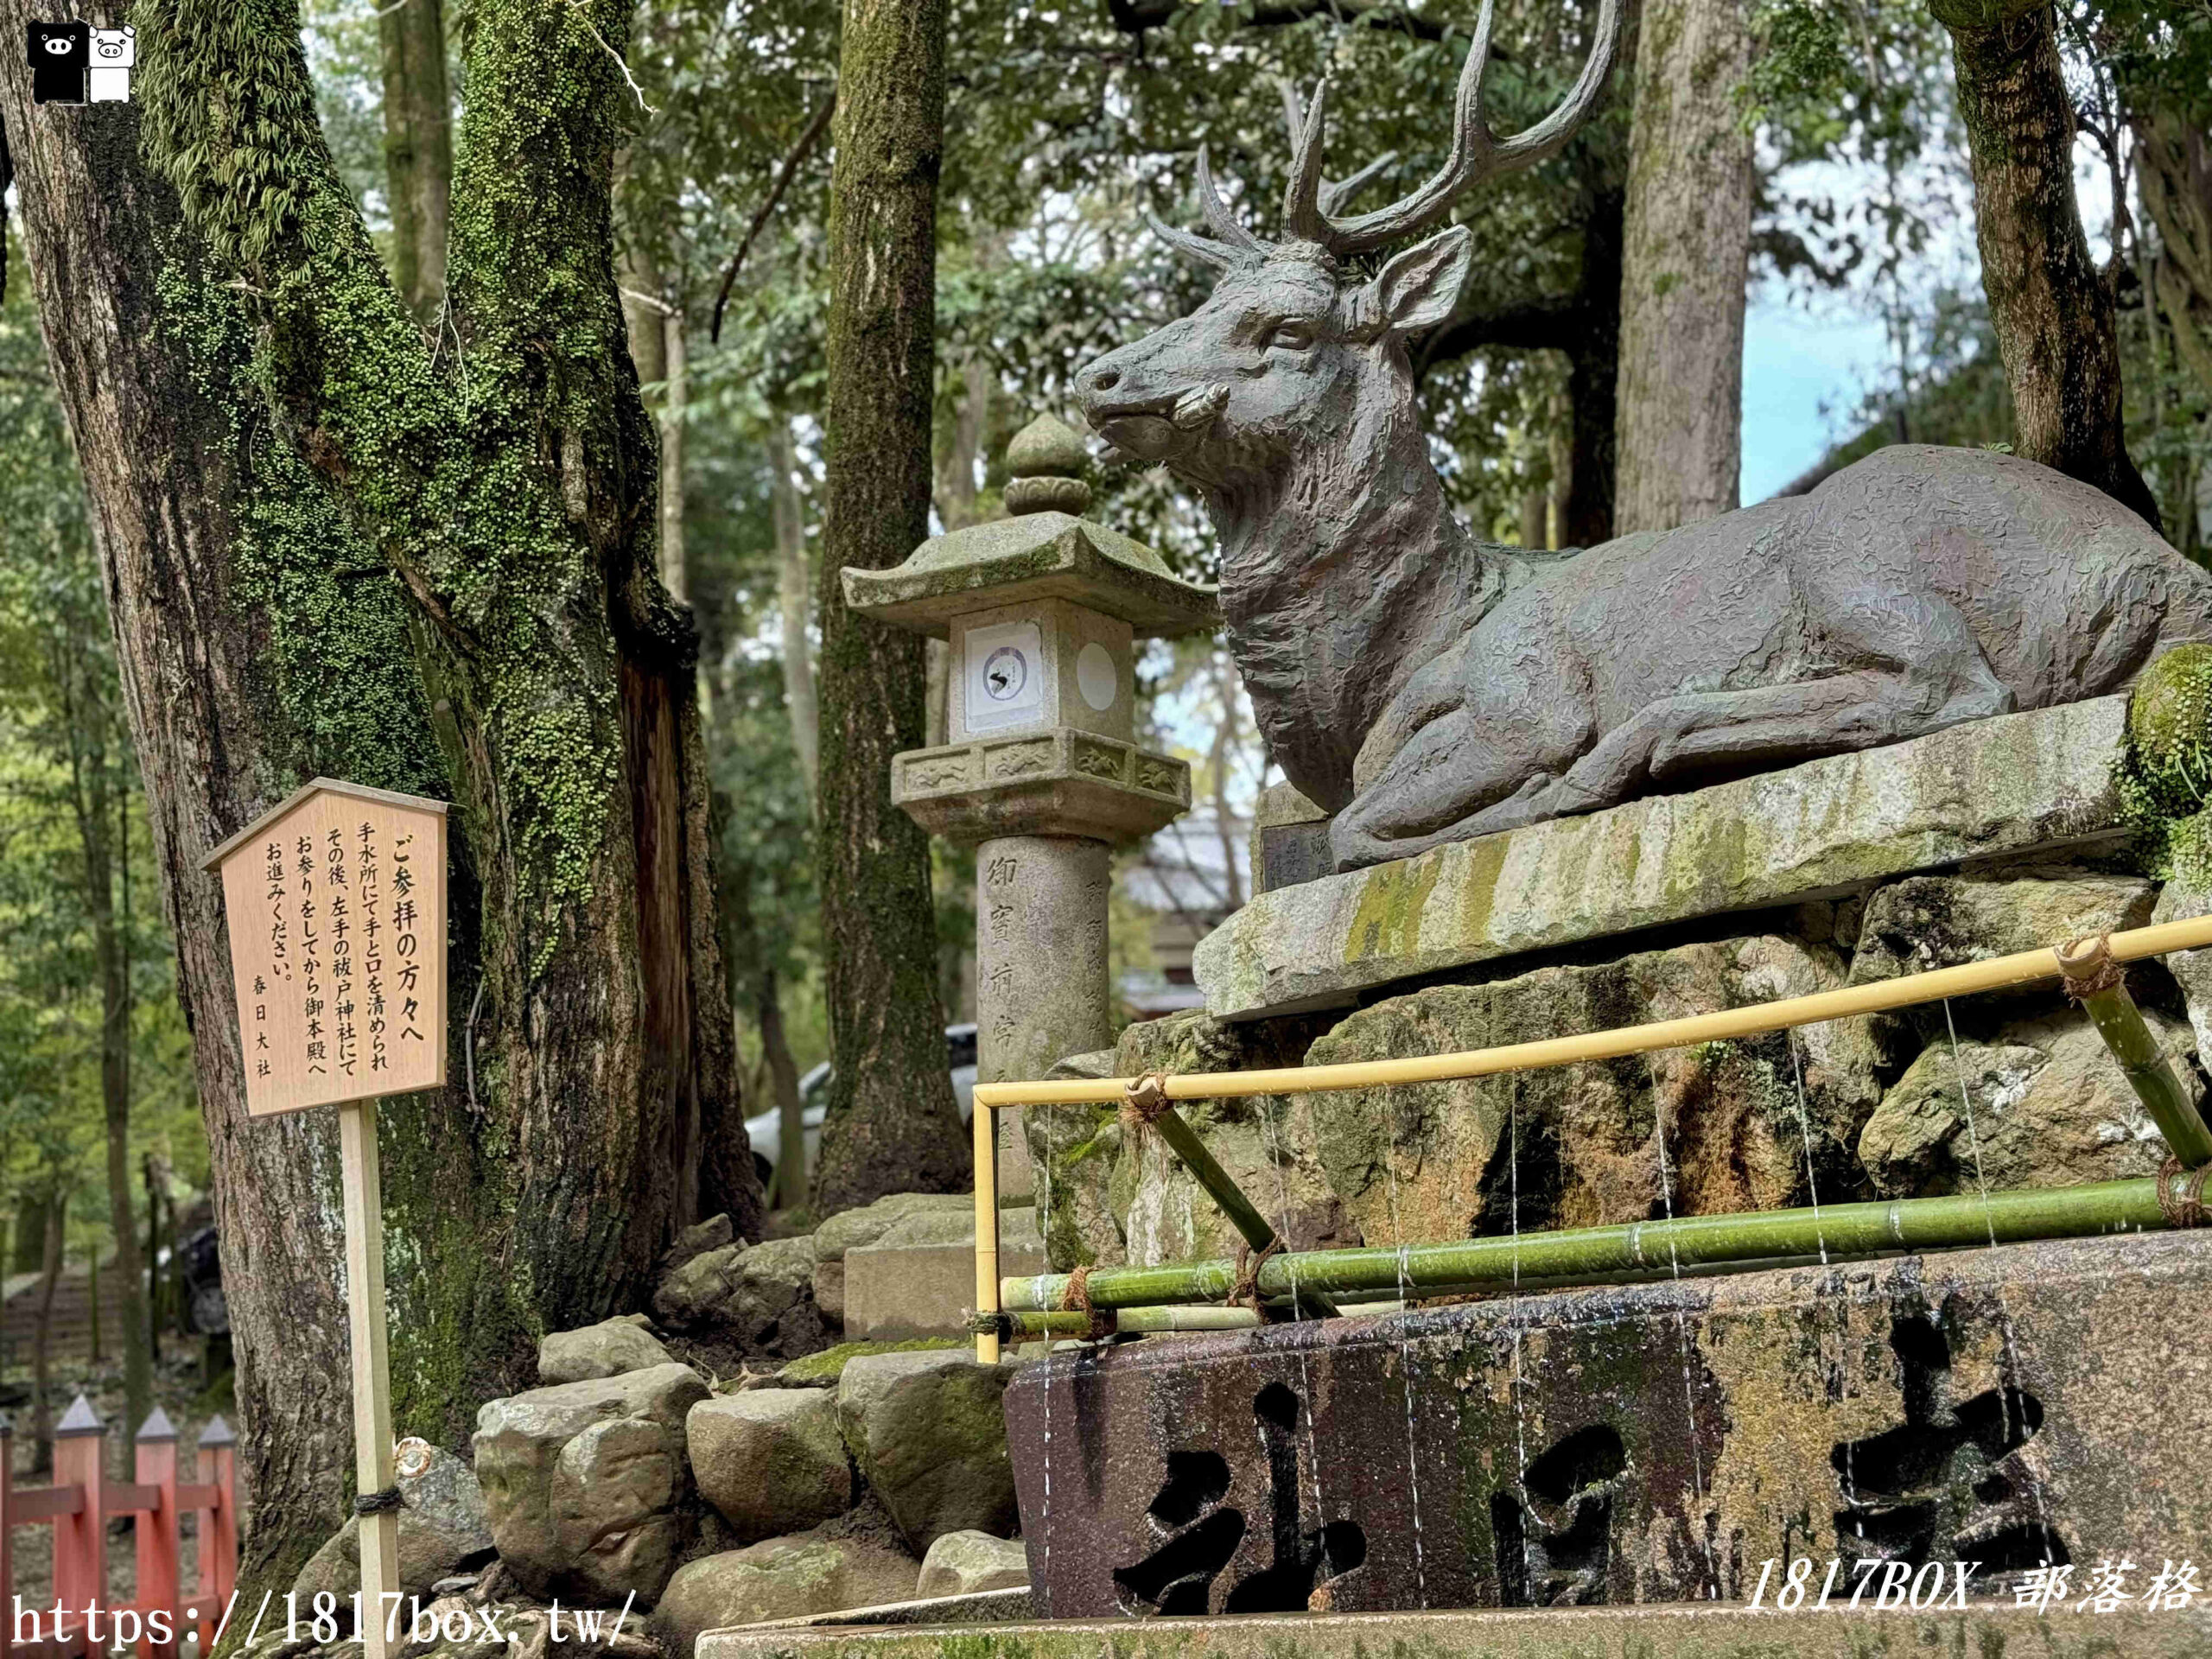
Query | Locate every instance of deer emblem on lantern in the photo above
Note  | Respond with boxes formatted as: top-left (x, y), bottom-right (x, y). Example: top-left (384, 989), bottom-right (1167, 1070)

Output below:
top-left (1076, 0), bottom-right (2212, 873)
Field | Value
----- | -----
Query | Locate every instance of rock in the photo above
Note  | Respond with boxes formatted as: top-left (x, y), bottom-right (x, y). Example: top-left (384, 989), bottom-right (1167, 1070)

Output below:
top-left (1194, 696), bottom-right (2130, 1020)
top-left (687, 1390), bottom-right (854, 1544)
top-left (915, 1532), bottom-right (1028, 1599)
top-left (1298, 936), bottom-right (1882, 1244)
top-left (472, 1362), bottom-right (708, 1604)
top-left (538, 1319), bottom-right (677, 1385)
top-left (772, 1339), bottom-right (965, 1389)
top-left (844, 1208), bottom-right (1046, 1340)
top-left (2153, 880), bottom-right (2212, 1071)
top-left (652, 1523), bottom-right (918, 1649)
top-left (836, 1350), bottom-right (1018, 1552)
top-left (810, 1258), bottom-right (846, 1326)
top-left (289, 1440), bottom-right (494, 1605)
top-left (1849, 873), bottom-right (2157, 984)
top-left (659, 1213), bottom-right (735, 1277)
top-left (811, 1193), bottom-right (970, 1264)
top-left (1859, 1010), bottom-right (2188, 1195)
top-left (653, 1236), bottom-right (818, 1341)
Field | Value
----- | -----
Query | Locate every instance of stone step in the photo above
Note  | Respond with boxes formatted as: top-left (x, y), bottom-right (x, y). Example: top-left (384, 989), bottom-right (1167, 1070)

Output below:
top-left (700, 1599), bottom-right (2212, 1657)
top-left (1197, 696), bottom-right (2128, 1020)
top-left (842, 1205), bottom-right (1045, 1342)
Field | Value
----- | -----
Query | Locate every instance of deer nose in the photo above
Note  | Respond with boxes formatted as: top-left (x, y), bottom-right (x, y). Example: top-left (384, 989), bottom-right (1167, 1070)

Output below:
top-left (1090, 369), bottom-right (1121, 392)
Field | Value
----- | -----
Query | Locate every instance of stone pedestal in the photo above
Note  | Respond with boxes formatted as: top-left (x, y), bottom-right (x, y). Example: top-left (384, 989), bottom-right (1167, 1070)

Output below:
top-left (1198, 696), bottom-right (2131, 1020)
top-left (1003, 1229), bottom-right (2212, 1620)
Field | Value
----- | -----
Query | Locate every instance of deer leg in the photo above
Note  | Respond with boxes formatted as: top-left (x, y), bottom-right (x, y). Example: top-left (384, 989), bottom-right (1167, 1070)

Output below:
top-left (1331, 701), bottom-right (1584, 871)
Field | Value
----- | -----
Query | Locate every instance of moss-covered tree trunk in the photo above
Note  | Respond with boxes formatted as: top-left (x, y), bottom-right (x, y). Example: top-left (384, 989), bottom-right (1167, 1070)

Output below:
top-left (0, 0), bottom-right (757, 1592)
top-left (1929, 0), bottom-right (2160, 529)
top-left (1613, 0), bottom-right (1752, 533)
top-left (809, 0), bottom-right (968, 1212)
top-left (378, 0), bottom-right (452, 318)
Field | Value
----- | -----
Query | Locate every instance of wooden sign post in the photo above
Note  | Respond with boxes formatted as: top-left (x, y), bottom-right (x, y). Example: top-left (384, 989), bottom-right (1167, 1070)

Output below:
top-left (201, 780), bottom-right (449, 1659)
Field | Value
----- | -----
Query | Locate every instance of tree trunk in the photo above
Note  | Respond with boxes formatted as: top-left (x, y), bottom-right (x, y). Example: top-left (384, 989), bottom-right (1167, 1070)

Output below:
top-left (0, 0), bottom-right (755, 1591)
top-left (2135, 109), bottom-right (2212, 399)
top-left (29, 1186), bottom-right (62, 1475)
top-left (378, 0), bottom-right (454, 318)
top-left (767, 421), bottom-right (820, 800)
top-left (810, 0), bottom-right (968, 1211)
top-left (1929, 0), bottom-right (2159, 529)
top-left (67, 669), bottom-right (152, 1439)
top-left (1613, 0), bottom-right (1752, 533)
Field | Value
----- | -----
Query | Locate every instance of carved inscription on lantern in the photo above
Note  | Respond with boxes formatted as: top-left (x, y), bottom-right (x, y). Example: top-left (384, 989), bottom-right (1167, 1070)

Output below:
top-left (204, 780), bottom-right (448, 1117)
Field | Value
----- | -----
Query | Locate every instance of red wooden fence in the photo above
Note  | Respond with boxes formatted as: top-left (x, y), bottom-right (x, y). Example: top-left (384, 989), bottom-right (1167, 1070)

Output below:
top-left (0, 1398), bottom-right (238, 1659)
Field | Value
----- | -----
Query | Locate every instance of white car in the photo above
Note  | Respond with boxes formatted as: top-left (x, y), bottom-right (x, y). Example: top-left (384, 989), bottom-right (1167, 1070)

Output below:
top-left (745, 1023), bottom-right (979, 1190)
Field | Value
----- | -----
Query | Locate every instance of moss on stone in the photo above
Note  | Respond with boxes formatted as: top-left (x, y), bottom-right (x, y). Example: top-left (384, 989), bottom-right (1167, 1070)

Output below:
top-left (777, 1338), bottom-right (963, 1386)
top-left (2117, 645), bottom-right (2212, 886)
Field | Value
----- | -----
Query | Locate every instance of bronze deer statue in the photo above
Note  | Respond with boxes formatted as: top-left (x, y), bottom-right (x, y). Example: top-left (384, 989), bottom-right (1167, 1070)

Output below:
top-left (1075, 0), bottom-right (2212, 873)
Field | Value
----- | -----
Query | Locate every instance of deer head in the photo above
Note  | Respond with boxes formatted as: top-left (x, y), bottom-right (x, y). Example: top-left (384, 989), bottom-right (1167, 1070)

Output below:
top-left (1077, 0), bottom-right (1620, 543)
top-left (1075, 0), bottom-right (1621, 809)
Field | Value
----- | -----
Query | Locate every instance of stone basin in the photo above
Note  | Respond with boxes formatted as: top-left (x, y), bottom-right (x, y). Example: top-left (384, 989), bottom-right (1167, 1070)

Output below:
top-left (1001, 1229), bottom-right (2212, 1618)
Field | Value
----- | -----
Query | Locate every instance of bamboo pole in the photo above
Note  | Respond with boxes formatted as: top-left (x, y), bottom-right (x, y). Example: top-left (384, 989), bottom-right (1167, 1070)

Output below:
top-left (1004, 1178), bottom-right (2174, 1312)
top-left (2058, 936), bottom-right (2212, 1167)
top-left (974, 913), bottom-right (2212, 1111)
top-left (1146, 1107), bottom-right (1338, 1319)
top-left (1004, 1304), bottom-right (1267, 1338)
top-left (974, 1107), bottom-right (1001, 1365)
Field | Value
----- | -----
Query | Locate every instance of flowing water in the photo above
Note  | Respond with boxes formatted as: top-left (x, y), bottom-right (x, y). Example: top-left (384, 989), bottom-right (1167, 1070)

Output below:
top-left (1644, 1052), bottom-right (1721, 1596)
top-left (1942, 998), bottom-right (2061, 1561)
top-left (1504, 1073), bottom-right (1540, 1597)
top-left (1257, 1094), bottom-right (1332, 1559)
top-left (1787, 1033), bottom-right (1859, 1541)
top-left (1377, 1083), bottom-right (1430, 1605)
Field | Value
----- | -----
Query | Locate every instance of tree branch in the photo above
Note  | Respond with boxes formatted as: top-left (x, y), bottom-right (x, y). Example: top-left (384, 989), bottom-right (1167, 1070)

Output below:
top-left (1412, 296), bottom-right (1580, 379)
top-left (709, 92), bottom-right (837, 343)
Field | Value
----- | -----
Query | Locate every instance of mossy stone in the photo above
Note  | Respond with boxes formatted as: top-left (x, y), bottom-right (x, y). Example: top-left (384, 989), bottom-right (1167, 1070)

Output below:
top-left (1004, 413), bottom-right (1088, 479)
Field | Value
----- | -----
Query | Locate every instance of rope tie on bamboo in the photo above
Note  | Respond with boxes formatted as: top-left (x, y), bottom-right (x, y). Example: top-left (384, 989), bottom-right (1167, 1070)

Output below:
top-left (353, 1487), bottom-right (403, 1516)
top-left (2056, 931), bottom-right (2126, 1001)
top-left (2158, 1157), bottom-right (2211, 1228)
top-left (1056, 1264), bottom-right (1113, 1340)
top-left (1228, 1237), bottom-right (1282, 1318)
top-left (1121, 1071), bottom-right (1173, 1149)
top-left (964, 1309), bottom-right (1017, 1339)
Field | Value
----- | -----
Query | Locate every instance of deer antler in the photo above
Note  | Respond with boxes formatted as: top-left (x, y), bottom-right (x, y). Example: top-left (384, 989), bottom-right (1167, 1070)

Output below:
top-left (1276, 81), bottom-right (1399, 216)
top-left (1288, 0), bottom-right (1624, 256)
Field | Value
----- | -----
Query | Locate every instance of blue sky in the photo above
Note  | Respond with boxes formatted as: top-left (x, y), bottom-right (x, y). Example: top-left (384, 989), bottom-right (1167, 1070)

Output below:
top-left (1738, 299), bottom-right (1891, 501)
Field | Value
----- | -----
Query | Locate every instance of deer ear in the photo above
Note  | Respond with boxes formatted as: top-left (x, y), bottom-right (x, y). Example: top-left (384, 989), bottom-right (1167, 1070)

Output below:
top-left (1368, 226), bottom-right (1473, 336)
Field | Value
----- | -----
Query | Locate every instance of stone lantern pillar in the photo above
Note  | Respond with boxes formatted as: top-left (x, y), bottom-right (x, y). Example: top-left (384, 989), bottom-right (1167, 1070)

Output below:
top-left (842, 415), bottom-right (1216, 1343)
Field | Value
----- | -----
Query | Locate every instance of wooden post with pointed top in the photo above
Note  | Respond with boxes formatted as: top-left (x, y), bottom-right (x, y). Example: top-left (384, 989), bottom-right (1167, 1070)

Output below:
top-left (201, 781), bottom-right (449, 1659)
top-left (134, 1410), bottom-right (180, 1659)
top-left (52, 1395), bottom-right (106, 1644)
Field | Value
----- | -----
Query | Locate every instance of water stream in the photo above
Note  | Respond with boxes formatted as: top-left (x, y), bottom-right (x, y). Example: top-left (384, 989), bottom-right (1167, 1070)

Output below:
top-left (1377, 1082), bottom-right (1430, 1606)
top-left (1787, 1033), bottom-right (1859, 1542)
top-left (1257, 1094), bottom-right (1332, 1563)
top-left (1644, 1052), bottom-right (1721, 1596)
top-left (1942, 997), bottom-right (2061, 1563)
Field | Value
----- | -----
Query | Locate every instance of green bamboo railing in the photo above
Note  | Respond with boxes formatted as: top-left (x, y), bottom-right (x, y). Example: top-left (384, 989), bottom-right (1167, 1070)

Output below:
top-left (1003, 1178), bottom-right (2175, 1313)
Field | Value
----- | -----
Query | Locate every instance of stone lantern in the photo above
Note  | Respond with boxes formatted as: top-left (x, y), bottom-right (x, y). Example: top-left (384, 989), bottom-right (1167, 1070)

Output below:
top-left (842, 412), bottom-right (1217, 1147)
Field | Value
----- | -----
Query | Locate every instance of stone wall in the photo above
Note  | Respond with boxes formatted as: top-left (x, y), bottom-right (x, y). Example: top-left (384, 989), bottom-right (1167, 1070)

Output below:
top-left (1033, 861), bottom-right (2206, 1272)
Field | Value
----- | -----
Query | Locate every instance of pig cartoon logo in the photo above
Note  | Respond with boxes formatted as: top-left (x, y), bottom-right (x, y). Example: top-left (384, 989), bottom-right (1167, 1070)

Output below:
top-left (88, 24), bottom-right (132, 102)
top-left (27, 20), bottom-right (90, 106)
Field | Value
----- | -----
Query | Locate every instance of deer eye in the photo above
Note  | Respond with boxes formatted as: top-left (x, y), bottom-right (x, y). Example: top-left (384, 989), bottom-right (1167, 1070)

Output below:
top-left (1268, 321), bottom-right (1315, 352)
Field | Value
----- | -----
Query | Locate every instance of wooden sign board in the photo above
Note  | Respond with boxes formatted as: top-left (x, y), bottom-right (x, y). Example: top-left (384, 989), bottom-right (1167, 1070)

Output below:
top-left (201, 779), bottom-right (448, 1117)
